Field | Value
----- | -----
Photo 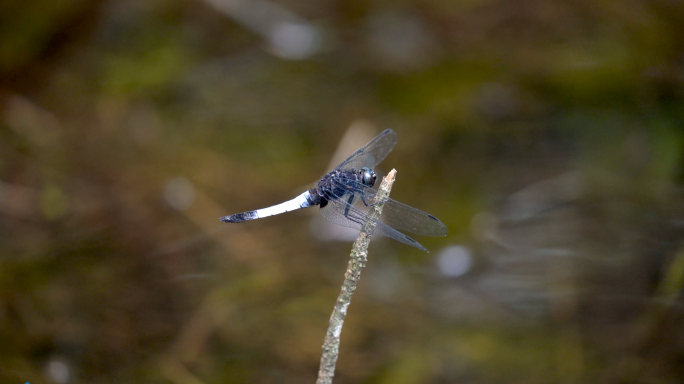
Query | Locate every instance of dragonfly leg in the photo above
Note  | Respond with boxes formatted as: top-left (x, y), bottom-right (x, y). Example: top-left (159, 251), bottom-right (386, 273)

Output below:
top-left (360, 193), bottom-right (385, 207)
top-left (339, 194), bottom-right (367, 225)
top-left (343, 194), bottom-right (354, 217)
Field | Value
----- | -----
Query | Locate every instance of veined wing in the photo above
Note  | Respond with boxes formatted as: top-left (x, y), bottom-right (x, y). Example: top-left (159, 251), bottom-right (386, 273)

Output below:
top-left (319, 190), bottom-right (429, 252)
top-left (329, 179), bottom-right (448, 237)
top-left (336, 129), bottom-right (397, 171)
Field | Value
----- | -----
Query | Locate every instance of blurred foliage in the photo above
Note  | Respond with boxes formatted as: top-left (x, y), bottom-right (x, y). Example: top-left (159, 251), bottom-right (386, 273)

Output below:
top-left (1, 0), bottom-right (684, 383)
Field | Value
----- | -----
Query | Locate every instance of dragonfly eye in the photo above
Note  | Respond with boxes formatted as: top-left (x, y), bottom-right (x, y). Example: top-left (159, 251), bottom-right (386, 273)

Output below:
top-left (360, 167), bottom-right (376, 186)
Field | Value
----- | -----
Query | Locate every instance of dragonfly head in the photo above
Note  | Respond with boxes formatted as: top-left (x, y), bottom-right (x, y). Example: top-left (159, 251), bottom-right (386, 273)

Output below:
top-left (359, 167), bottom-right (377, 187)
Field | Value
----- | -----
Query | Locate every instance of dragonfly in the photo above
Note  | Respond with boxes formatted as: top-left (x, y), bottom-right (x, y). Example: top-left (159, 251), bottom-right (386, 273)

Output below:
top-left (220, 129), bottom-right (448, 251)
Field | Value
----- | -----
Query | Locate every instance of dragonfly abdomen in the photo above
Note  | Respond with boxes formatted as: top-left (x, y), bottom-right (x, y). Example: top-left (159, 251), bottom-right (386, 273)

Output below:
top-left (219, 191), bottom-right (316, 223)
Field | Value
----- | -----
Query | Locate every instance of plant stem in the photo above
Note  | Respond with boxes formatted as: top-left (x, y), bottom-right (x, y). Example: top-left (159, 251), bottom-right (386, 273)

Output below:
top-left (316, 169), bottom-right (397, 384)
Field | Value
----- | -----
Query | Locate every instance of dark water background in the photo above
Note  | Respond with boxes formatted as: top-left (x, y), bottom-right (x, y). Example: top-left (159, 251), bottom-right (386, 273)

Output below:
top-left (2, 1), bottom-right (684, 383)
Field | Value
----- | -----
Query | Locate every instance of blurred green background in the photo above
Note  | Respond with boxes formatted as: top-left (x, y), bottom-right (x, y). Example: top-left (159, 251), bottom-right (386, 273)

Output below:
top-left (2, 0), bottom-right (684, 383)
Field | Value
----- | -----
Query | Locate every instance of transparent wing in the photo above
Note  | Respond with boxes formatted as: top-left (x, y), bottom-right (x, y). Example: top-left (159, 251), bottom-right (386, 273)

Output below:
top-left (319, 192), bottom-right (429, 252)
top-left (329, 179), bottom-right (448, 237)
top-left (379, 197), bottom-right (448, 237)
top-left (335, 129), bottom-right (397, 171)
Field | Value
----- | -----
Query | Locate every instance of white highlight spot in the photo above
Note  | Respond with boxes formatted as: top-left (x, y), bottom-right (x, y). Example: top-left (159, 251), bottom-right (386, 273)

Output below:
top-left (164, 177), bottom-right (195, 211)
top-left (269, 22), bottom-right (320, 60)
top-left (436, 245), bottom-right (473, 277)
top-left (204, 0), bottom-right (321, 60)
top-left (47, 359), bottom-right (70, 383)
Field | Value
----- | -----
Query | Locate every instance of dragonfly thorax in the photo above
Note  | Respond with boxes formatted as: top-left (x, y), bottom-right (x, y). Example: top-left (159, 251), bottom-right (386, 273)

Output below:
top-left (309, 167), bottom-right (376, 206)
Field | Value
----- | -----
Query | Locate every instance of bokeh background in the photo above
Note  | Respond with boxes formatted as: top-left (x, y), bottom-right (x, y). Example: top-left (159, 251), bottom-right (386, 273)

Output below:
top-left (2, 0), bottom-right (684, 383)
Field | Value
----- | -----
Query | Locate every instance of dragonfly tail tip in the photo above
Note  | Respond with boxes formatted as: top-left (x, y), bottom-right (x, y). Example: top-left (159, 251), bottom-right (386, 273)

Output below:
top-left (220, 211), bottom-right (258, 223)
